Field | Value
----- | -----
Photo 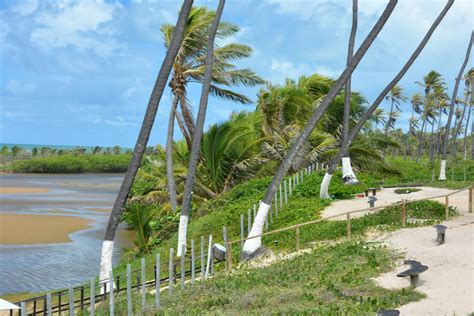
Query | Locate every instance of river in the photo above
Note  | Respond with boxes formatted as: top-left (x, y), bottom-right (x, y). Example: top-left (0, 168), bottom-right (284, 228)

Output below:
top-left (0, 173), bottom-right (132, 296)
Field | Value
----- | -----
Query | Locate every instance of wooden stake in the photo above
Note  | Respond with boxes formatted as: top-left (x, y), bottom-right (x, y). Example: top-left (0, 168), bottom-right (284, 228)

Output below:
top-left (191, 240), bottom-right (195, 283)
top-left (141, 258), bottom-right (146, 309)
top-left (346, 213), bottom-right (351, 239)
top-left (169, 248), bottom-right (174, 293)
top-left (402, 203), bottom-right (407, 227)
top-left (126, 264), bottom-right (132, 316)
top-left (295, 226), bottom-right (300, 251)
top-left (155, 254), bottom-right (160, 309)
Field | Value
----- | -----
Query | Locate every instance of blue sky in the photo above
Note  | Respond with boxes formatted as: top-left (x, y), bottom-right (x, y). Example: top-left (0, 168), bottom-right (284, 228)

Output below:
top-left (0, 0), bottom-right (472, 147)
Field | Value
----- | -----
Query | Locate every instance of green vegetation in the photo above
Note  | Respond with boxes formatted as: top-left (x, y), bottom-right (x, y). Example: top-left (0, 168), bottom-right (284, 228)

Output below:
top-left (395, 188), bottom-right (422, 194)
top-left (82, 242), bottom-right (424, 315)
top-left (11, 154), bottom-right (131, 173)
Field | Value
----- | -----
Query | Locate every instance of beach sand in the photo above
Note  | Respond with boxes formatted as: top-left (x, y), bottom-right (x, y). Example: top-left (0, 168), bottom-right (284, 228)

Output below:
top-left (0, 187), bottom-right (50, 194)
top-left (0, 213), bottom-right (92, 245)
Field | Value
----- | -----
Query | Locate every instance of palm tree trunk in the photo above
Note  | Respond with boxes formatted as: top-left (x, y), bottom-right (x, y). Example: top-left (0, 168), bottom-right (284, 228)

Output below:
top-left (451, 96), bottom-right (468, 158)
top-left (342, 0), bottom-right (359, 185)
top-left (166, 95), bottom-right (180, 211)
top-left (440, 31), bottom-right (473, 180)
top-left (384, 100), bottom-right (395, 134)
top-left (319, 0), bottom-right (453, 198)
top-left (416, 117), bottom-right (427, 162)
top-left (463, 104), bottom-right (472, 160)
top-left (177, 0), bottom-right (225, 257)
top-left (429, 118), bottom-right (436, 162)
top-left (435, 110), bottom-right (443, 158)
top-left (99, 0), bottom-right (194, 283)
top-left (242, 0), bottom-right (398, 258)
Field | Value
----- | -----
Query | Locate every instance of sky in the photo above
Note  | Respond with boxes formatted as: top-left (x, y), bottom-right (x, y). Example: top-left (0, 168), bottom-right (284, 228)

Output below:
top-left (0, 0), bottom-right (472, 147)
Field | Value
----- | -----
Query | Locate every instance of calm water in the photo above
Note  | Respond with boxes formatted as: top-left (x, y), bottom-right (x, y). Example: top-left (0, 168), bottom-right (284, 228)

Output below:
top-left (0, 173), bottom-right (132, 296)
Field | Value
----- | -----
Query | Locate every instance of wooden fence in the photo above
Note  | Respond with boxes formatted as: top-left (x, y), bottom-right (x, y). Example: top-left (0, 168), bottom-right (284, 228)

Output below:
top-left (225, 185), bottom-right (473, 271)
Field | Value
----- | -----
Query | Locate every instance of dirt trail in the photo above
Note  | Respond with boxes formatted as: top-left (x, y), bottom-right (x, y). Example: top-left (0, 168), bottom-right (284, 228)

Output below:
top-left (325, 186), bottom-right (473, 315)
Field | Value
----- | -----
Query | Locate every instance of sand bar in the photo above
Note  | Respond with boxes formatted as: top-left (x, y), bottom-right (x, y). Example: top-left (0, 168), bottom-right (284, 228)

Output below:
top-left (0, 213), bottom-right (92, 245)
top-left (0, 187), bottom-right (50, 194)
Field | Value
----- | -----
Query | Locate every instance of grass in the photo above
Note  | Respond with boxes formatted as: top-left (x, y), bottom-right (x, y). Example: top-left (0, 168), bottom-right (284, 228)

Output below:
top-left (11, 154), bottom-right (131, 173)
top-left (82, 241), bottom-right (425, 315)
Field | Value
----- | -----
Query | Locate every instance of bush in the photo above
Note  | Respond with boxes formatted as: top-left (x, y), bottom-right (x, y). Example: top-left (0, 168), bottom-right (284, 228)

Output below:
top-left (11, 154), bottom-right (131, 173)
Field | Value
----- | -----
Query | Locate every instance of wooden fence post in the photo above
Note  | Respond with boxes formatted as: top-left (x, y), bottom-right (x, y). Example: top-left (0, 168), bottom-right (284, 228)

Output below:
top-left (205, 235), bottom-right (213, 278)
top-left (346, 213), bottom-right (351, 239)
top-left (295, 226), bottom-right (300, 251)
top-left (201, 236), bottom-right (205, 281)
top-left (69, 286), bottom-right (75, 316)
top-left (445, 195), bottom-right (449, 221)
top-left (180, 245), bottom-right (185, 290)
top-left (191, 239), bottom-right (195, 283)
top-left (141, 258), bottom-right (146, 310)
top-left (155, 253), bottom-right (160, 309)
top-left (46, 293), bottom-right (52, 316)
top-left (402, 203), bottom-right (407, 227)
top-left (284, 180), bottom-right (288, 205)
top-left (126, 264), bottom-right (132, 316)
top-left (169, 248), bottom-right (174, 293)
top-left (240, 215), bottom-right (245, 249)
top-left (20, 302), bottom-right (26, 316)
top-left (469, 186), bottom-right (473, 213)
top-left (279, 183), bottom-right (283, 208)
top-left (108, 271), bottom-right (114, 316)
top-left (289, 177), bottom-right (292, 196)
top-left (90, 278), bottom-right (95, 316)
top-left (247, 209), bottom-right (252, 234)
top-left (226, 242), bottom-right (233, 271)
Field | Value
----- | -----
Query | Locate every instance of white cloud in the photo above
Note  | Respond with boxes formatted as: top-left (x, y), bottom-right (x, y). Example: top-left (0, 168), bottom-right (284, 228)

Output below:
top-left (92, 116), bottom-right (138, 127)
top-left (30, 1), bottom-right (120, 57)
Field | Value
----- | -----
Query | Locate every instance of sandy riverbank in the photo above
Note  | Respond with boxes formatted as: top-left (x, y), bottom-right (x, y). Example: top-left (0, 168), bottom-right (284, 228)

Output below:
top-left (0, 213), bottom-right (92, 245)
top-left (0, 187), bottom-right (50, 194)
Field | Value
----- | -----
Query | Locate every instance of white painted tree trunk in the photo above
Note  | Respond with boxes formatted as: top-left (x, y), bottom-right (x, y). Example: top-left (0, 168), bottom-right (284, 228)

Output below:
top-left (439, 159), bottom-right (447, 181)
top-left (242, 202), bottom-right (271, 255)
top-left (177, 215), bottom-right (189, 256)
top-left (99, 240), bottom-right (114, 292)
top-left (342, 157), bottom-right (359, 184)
top-left (320, 172), bottom-right (333, 199)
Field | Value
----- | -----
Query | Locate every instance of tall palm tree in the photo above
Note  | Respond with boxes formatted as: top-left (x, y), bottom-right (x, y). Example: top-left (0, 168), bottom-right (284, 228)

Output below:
top-left (99, 0), bottom-right (194, 283)
top-left (384, 85), bottom-right (407, 133)
top-left (407, 93), bottom-right (423, 159)
top-left (242, 0), bottom-right (398, 258)
top-left (318, 0), bottom-right (453, 199)
top-left (163, 7), bottom-right (263, 211)
top-left (177, 0), bottom-right (225, 257)
top-left (463, 68), bottom-right (474, 160)
top-left (440, 31), bottom-right (473, 180)
top-left (342, 0), bottom-right (359, 185)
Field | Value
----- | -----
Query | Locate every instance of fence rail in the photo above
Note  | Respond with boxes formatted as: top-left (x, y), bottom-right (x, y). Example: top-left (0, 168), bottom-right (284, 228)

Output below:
top-left (225, 185), bottom-right (473, 271)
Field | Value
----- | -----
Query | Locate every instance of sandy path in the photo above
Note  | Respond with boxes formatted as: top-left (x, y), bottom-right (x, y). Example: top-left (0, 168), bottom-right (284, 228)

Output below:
top-left (0, 187), bottom-right (50, 194)
top-left (321, 186), bottom-right (465, 220)
top-left (322, 186), bottom-right (473, 315)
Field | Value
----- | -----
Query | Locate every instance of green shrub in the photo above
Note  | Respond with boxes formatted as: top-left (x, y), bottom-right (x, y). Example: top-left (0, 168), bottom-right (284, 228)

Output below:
top-left (11, 154), bottom-right (131, 173)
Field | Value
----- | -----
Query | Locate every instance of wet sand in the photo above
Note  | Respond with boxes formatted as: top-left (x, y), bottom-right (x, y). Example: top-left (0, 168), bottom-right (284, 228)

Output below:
top-left (0, 187), bottom-right (50, 194)
top-left (0, 213), bottom-right (92, 245)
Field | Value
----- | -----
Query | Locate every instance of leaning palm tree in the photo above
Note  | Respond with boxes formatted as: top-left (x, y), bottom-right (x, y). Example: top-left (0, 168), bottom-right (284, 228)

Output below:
top-left (177, 0), bottom-right (225, 257)
top-left (99, 0), bottom-right (194, 283)
top-left (163, 7), bottom-right (263, 211)
top-left (341, 0), bottom-right (359, 185)
top-left (242, 0), bottom-right (398, 258)
top-left (463, 68), bottom-right (474, 160)
top-left (318, 0), bottom-right (453, 199)
top-left (440, 31), bottom-right (473, 180)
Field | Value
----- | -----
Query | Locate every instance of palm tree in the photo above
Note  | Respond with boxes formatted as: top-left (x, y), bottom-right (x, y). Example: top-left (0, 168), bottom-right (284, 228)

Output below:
top-left (342, 0), bottom-right (359, 185)
top-left (384, 85), bottom-right (407, 133)
top-left (11, 146), bottom-right (23, 158)
top-left (407, 93), bottom-right (423, 159)
top-left (163, 7), bottom-right (263, 211)
top-left (317, 0), bottom-right (453, 199)
top-left (99, 0), bottom-right (194, 283)
top-left (440, 31), bottom-right (473, 180)
top-left (463, 68), bottom-right (474, 160)
top-left (92, 146), bottom-right (102, 155)
top-left (242, 0), bottom-right (398, 258)
top-left (177, 0), bottom-right (225, 257)
top-left (112, 145), bottom-right (121, 155)
top-left (370, 108), bottom-right (387, 130)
